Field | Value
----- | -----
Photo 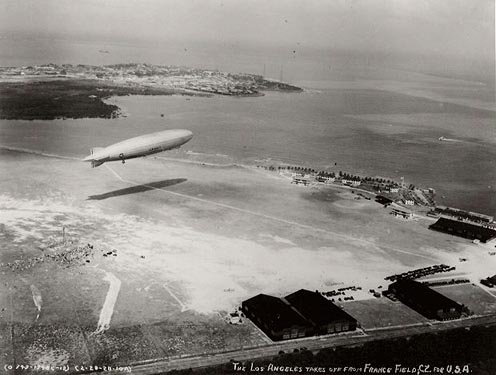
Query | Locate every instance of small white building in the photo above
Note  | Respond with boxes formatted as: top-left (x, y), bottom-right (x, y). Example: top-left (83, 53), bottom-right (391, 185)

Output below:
top-left (293, 177), bottom-right (311, 186)
top-left (292, 172), bottom-right (311, 179)
top-left (317, 176), bottom-right (335, 184)
top-left (324, 177), bottom-right (336, 184)
top-left (226, 312), bottom-right (243, 324)
top-left (392, 209), bottom-right (413, 219)
top-left (403, 199), bottom-right (415, 206)
top-left (342, 179), bottom-right (361, 186)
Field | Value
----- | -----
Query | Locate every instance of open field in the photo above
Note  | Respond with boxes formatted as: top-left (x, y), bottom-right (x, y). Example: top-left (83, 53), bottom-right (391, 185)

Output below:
top-left (1, 149), bottom-right (495, 369)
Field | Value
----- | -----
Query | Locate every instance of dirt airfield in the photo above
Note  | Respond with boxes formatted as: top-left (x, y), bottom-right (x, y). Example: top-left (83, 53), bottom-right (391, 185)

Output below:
top-left (1, 149), bottom-right (495, 368)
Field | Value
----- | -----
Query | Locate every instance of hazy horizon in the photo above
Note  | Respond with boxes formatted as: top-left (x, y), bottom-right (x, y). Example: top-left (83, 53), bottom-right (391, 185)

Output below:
top-left (1, 0), bottom-right (494, 62)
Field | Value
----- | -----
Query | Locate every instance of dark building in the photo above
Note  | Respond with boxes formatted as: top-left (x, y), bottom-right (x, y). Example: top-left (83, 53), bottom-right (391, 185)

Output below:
top-left (242, 290), bottom-right (359, 341)
top-left (242, 294), bottom-right (311, 341)
top-left (388, 279), bottom-right (463, 320)
top-left (432, 206), bottom-right (494, 225)
top-left (375, 195), bottom-right (393, 205)
top-left (285, 289), bottom-right (357, 334)
top-left (429, 218), bottom-right (496, 243)
top-left (480, 275), bottom-right (496, 288)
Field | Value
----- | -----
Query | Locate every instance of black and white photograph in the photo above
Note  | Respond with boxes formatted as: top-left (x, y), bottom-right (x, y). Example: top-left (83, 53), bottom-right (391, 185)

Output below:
top-left (0, 1), bottom-right (494, 374)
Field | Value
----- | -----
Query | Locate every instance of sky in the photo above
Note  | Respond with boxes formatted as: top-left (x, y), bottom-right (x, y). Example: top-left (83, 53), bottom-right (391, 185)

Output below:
top-left (0, 0), bottom-right (494, 62)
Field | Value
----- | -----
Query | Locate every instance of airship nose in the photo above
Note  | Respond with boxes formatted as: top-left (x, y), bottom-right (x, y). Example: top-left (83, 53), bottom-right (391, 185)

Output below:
top-left (183, 130), bottom-right (193, 140)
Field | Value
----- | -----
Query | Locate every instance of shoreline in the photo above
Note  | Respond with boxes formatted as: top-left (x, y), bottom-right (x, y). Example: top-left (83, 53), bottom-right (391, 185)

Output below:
top-left (2, 145), bottom-right (493, 230)
top-left (0, 63), bottom-right (303, 121)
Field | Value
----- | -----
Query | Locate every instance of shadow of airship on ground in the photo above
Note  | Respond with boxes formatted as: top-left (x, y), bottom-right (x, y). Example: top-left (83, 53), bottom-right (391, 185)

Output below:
top-left (87, 178), bottom-right (187, 200)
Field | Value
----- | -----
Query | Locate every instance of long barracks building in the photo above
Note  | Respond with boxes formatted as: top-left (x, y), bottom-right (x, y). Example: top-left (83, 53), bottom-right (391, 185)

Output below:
top-left (429, 218), bottom-right (496, 243)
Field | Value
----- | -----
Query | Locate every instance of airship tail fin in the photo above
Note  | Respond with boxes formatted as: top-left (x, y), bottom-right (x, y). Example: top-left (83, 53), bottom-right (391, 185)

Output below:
top-left (91, 160), bottom-right (104, 168)
top-left (90, 147), bottom-right (104, 155)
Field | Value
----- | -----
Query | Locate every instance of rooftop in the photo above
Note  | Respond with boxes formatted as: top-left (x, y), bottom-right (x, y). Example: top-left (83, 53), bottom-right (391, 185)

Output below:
top-left (429, 218), bottom-right (496, 243)
top-left (284, 289), bottom-right (357, 326)
top-left (390, 279), bottom-right (462, 311)
top-left (243, 294), bottom-right (309, 332)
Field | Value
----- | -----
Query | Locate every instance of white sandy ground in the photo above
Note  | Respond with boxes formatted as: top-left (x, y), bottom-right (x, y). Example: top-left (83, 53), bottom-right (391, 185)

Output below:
top-left (435, 242), bottom-right (496, 284)
top-left (29, 284), bottom-right (43, 321)
top-left (0, 192), bottom-right (124, 246)
top-left (2, 191), bottom-right (493, 316)
top-left (0, 193), bottom-right (384, 313)
top-left (93, 271), bottom-right (121, 334)
top-left (258, 234), bottom-right (296, 246)
top-left (163, 283), bottom-right (189, 312)
top-left (104, 164), bottom-right (437, 263)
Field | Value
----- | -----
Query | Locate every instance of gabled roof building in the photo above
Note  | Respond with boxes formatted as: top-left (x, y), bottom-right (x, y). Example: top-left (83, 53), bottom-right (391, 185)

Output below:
top-left (388, 279), bottom-right (464, 320)
top-left (429, 218), bottom-right (496, 243)
top-left (285, 289), bottom-right (357, 334)
top-left (242, 294), bottom-right (311, 341)
top-left (242, 289), bottom-right (358, 341)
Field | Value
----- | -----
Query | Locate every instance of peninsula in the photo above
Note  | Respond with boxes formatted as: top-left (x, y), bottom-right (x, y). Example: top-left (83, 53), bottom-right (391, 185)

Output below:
top-left (0, 63), bottom-right (302, 120)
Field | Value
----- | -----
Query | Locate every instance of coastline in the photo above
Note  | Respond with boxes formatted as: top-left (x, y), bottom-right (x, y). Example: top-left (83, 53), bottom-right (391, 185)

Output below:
top-left (0, 143), bottom-right (491, 225)
top-left (2, 144), bottom-right (492, 236)
top-left (0, 63), bottom-right (303, 121)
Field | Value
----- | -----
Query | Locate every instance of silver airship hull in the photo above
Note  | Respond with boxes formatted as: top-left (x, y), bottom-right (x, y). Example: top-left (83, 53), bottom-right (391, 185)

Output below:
top-left (83, 129), bottom-right (193, 168)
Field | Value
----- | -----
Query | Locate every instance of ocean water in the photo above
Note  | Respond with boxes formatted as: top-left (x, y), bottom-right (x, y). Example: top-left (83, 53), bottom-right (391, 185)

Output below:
top-left (0, 35), bottom-right (494, 215)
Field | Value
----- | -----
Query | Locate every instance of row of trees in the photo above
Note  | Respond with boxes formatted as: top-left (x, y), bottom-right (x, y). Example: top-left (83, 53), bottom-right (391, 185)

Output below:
top-left (257, 165), bottom-right (406, 188)
top-left (341, 172), bottom-right (399, 186)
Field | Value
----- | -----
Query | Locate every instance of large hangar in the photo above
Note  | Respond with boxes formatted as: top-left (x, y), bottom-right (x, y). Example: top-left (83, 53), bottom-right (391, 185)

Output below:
top-left (388, 279), bottom-right (464, 321)
top-left (242, 289), bottom-right (358, 341)
top-left (242, 294), bottom-right (311, 341)
top-left (285, 289), bottom-right (358, 334)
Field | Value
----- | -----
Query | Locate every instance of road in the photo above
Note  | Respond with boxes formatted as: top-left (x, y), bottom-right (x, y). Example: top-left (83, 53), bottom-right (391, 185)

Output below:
top-left (119, 314), bottom-right (496, 375)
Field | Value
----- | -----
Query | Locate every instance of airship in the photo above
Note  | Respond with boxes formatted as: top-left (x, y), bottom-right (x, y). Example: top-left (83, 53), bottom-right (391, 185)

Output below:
top-left (83, 129), bottom-right (193, 168)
